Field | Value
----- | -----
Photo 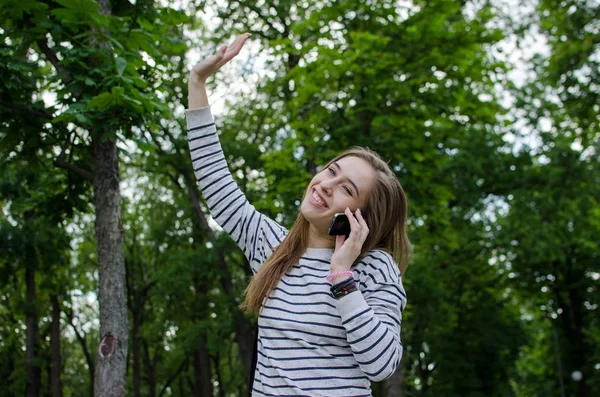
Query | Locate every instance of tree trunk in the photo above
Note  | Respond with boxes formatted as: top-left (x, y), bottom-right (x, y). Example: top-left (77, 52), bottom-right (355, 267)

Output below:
top-left (132, 305), bottom-right (142, 397)
top-left (386, 359), bottom-right (404, 397)
top-left (142, 340), bottom-right (157, 397)
top-left (92, 136), bottom-right (128, 397)
top-left (231, 305), bottom-right (256, 380)
top-left (25, 266), bottom-right (41, 397)
top-left (51, 295), bottom-right (64, 397)
top-left (127, 260), bottom-right (156, 397)
top-left (213, 355), bottom-right (226, 397)
top-left (193, 335), bottom-right (212, 397)
top-left (568, 285), bottom-right (590, 397)
top-left (181, 167), bottom-right (256, 380)
top-left (191, 271), bottom-right (211, 397)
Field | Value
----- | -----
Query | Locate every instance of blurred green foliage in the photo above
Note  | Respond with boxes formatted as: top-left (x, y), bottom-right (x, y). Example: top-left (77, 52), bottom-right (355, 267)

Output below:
top-left (0, 0), bottom-right (598, 396)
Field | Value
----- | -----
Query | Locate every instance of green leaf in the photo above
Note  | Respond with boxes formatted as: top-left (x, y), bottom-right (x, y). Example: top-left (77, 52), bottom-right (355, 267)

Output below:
top-left (115, 57), bottom-right (127, 77)
top-left (55, 0), bottom-right (99, 12)
top-left (52, 0), bottom-right (107, 27)
top-left (87, 92), bottom-right (113, 109)
top-left (111, 86), bottom-right (125, 98)
top-left (75, 113), bottom-right (91, 125)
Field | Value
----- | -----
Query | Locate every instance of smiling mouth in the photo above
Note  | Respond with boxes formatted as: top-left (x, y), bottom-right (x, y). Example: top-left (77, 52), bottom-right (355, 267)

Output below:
top-left (311, 189), bottom-right (328, 208)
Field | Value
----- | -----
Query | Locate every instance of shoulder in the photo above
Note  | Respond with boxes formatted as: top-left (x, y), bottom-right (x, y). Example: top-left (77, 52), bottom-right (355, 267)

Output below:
top-left (354, 249), bottom-right (401, 285)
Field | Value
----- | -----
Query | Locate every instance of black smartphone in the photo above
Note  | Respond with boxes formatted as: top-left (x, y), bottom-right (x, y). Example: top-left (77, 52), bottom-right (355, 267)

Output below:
top-left (327, 213), bottom-right (354, 236)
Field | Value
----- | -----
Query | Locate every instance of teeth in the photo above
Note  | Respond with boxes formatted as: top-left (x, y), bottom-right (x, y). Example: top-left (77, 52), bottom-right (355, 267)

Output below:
top-left (312, 190), bottom-right (325, 206)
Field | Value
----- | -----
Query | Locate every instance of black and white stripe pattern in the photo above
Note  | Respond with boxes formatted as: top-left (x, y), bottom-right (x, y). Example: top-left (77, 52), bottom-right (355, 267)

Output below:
top-left (187, 107), bottom-right (285, 273)
top-left (187, 107), bottom-right (406, 396)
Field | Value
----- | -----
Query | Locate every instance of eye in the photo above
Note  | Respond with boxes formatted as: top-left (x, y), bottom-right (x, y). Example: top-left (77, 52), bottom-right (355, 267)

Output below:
top-left (343, 186), bottom-right (353, 196)
top-left (328, 167), bottom-right (336, 175)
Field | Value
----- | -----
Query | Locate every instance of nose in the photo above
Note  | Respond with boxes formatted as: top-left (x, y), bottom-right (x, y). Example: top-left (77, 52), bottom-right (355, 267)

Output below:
top-left (320, 179), bottom-right (334, 196)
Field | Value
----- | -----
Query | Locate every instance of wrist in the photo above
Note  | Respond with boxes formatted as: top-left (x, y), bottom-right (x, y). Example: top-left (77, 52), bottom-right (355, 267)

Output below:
top-left (330, 263), bottom-right (350, 273)
top-left (330, 275), bottom-right (352, 284)
top-left (330, 277), bottom-right (358, 300)
top-left (187, 81), bottom-right (209, 109)
top-left (327, 270), bottom-right (353, 284)
top-left (188, 72), bottom-right (208, 87)
top-left (329, 266), bottom-right (351, 283)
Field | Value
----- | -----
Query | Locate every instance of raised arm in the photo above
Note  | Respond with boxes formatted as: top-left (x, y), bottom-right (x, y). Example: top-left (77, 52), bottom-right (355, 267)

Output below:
top-left (188, 34), bottom-right (251, 109)
top-left (186, 34), bottom-right (286, 272)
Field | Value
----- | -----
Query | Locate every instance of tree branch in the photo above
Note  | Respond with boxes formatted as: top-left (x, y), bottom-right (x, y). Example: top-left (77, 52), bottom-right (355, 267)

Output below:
top-left (0, 101), bottom-right (54, 120)
top-left (158, 359), bottom-right (188, 397)
top-left (36, 38), bottom-right (72, 86)
top-left (54, 159), bottom-right (93, 181)
top-left (64, 307), bottom-right (95, 380)
top-left (140, 280), bottom-right (158, 297)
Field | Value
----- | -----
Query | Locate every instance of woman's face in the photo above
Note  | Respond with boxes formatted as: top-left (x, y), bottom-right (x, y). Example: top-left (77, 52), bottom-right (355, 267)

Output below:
top-left (300, 155), bottom-right (376, 233)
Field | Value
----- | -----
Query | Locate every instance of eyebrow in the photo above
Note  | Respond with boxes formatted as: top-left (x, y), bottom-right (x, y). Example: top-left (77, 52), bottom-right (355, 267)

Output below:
top-left (333, 162), bottom-right (360, 197)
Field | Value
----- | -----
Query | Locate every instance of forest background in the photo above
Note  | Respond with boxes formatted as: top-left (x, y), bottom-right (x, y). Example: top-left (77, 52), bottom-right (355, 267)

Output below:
top-left (1, 0), bottom-right (598, 396)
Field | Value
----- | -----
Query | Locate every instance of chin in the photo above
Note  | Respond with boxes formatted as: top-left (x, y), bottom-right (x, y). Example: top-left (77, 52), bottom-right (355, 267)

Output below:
top-left (300, 203), bottom-right (331, 232)
top-left (299, 201), bottom-right (316, 221)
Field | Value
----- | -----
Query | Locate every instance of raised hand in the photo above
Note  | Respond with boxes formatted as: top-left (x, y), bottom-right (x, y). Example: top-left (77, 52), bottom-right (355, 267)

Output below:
top-left (188, 33), bottom-right (251, 109)
top-left (189, 33), bottom-right (251, 85)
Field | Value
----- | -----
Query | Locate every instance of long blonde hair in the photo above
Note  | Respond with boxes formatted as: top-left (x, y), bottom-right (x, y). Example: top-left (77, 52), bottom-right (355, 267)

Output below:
top-left (240, 147), bottom-right (410, 315)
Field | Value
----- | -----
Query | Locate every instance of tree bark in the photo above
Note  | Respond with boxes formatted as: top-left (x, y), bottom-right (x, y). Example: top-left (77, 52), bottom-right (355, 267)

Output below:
top-left (132, 304), bottom-right (142, 397)
top-left (89, 0), bottom-right (128, 394)
top-left (142, 340), bottom-right (157, 397)
top-left (92, 136), bottom-right (129, 397)
top-left (568, 285), bottom-right (590, 397)
top-left (25, 266), bottom-right (41, 397)
top-left (193, 334), bottom-right (212, 397)
top-left (191, 270), bottom-right (212, 397)
top-left (50, 295), bottom-right (64, 397)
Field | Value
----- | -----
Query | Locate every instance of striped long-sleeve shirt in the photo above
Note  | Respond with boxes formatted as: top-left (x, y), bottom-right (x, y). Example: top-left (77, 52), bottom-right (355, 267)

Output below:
top-left (187, 107), bottom-right (407, 396)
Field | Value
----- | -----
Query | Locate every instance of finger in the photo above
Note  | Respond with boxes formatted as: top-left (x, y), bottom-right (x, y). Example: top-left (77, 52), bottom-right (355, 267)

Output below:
top-left (215, 44), bottom-right (232, 67)
top-left (232, 32), bottom-right (251, 49)
top-left (335, 235), bottom-right (345, 251)
top-left (347, 207), bottom-right (361, 228)
top-left (223, 33), bottom-right (251, 62)
top-left (192, 45), bottom-right (227, 74)
top-left (210, 45), bottom-right (227, 66)
top-left (355, 208), bottom-right (370, 239)
top-left (345, 207), bottom-right (361, 239)
top-left (231, 32), bottom-right (251, 50)
top-left (355, 208), bottom-right (368, 229)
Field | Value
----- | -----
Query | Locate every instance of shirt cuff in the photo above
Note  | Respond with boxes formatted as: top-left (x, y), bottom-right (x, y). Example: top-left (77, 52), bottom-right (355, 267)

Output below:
top-left (335, 289), bottom-right (370, 319)
top-left (186, 106), bottom-right (213, 129)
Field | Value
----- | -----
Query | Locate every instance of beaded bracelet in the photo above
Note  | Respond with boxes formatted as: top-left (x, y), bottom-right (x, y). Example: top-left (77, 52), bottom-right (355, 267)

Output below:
top-left (326, 270), bottom-right (353, 283)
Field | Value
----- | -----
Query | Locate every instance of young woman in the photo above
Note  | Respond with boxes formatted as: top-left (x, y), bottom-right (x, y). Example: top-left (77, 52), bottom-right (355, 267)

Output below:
top-left (187, 33), bottom-right (409, 397)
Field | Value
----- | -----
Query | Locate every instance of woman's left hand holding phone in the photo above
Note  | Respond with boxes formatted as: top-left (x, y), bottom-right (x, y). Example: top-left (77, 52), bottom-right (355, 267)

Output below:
top-left (329, 207), bottom-right (369, 283)
top-left (188, 33), bottom-right (252, 109)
